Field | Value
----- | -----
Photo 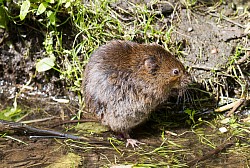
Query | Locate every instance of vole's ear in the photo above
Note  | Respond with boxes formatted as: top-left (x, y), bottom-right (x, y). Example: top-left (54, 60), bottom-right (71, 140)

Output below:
top-left (144, 56), bottom-right (159, 75)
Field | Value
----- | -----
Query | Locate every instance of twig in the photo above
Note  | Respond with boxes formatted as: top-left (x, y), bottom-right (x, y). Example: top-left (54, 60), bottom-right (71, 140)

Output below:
top-left (0, 119), bottom-right (86, 140)
top-left (0, 119), bottom-right (112, 146)
top-left (187, 141), bottom-right (234, 167)
top-left (190, 65), bottom-right (221, 71)
top-left (208, 13), bottom-right (246, 29)
top-left (242, 116), bottom-right (250, 122)
top-left (20, 117), bottom-right (58, 124)
top-left (50, 119), bottom-right (98, 128)
top-left (214, 98), bottom-right (245, 113)
top-left (236, 51), bottom-right (250, 65)
top-left (226, 99), bottom-right (245, 116)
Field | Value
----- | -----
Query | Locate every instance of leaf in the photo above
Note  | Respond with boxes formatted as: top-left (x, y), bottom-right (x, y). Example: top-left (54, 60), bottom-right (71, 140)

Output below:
top-left (64, 2), bottom-right (71, 8)
top-left (36, 57), bottom-right (55, 72)
top-left (19, 0), bottom-right (30, 20)
top-left (46, 0), bottom-right (55, 3)
top-left (0, 107), bottom-right (23, 121)
top-left (0, 6), bottom-right (7, 29)
top-left (36, 2), bottom-right (48, 15)
top-left (47, 10), bottom-right (56, 25)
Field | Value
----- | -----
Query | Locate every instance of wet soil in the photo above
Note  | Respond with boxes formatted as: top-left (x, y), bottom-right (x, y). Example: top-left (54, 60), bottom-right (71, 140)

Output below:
top-left (0, 0), bottom-right (250, 167)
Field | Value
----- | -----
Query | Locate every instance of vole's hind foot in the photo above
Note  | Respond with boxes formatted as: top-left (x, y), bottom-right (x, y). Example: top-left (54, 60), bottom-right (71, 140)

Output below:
top-left (126, 138), bottom-right (145, 148)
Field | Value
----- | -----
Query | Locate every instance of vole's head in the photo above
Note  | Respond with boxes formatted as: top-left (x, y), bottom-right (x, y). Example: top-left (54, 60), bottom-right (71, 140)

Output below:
top-left (137, 44), bottom-right (190, 92)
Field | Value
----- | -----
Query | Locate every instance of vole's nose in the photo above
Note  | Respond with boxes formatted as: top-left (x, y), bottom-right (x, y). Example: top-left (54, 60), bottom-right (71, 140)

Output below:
top-left (181, 73), bottom-right (192, 87)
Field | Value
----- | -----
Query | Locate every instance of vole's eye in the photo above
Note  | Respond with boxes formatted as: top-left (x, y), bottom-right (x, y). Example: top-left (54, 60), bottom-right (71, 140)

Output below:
top-left (172, 68), bottom-right (179, 75)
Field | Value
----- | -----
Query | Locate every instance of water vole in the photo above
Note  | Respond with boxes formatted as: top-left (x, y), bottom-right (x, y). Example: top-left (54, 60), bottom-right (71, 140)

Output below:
top-left (83, 40), bottom-right (190, 147)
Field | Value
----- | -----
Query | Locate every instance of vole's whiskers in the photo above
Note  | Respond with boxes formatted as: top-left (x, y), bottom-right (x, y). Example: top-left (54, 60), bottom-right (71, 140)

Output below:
top-left (185, 89), bottom-right (193, 103)
top-left (176, 88), bottom-right (185, 105)
top-left (176, 93), bottom-right (182, 105)
top-left (176, 88), bottom-right (194, 108)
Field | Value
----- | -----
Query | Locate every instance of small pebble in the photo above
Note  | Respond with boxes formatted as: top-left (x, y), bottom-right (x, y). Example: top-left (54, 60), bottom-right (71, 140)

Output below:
top-left (111, 165), bottom-right (133, 168)
top-left (211, 48), bottom-right (218, 54)
top-left (188, 27), bottom-right (193, 32)
top-left (219, 127), bottom-right (228, 133)
top-left (220, 118), bottom-right (230, 124)
top-left (52, 97), bottom-right (70, 103)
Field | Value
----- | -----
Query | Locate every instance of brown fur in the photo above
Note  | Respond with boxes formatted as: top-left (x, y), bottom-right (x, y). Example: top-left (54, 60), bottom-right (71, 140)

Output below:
top-left (83, 40), bottom-right (190, 137)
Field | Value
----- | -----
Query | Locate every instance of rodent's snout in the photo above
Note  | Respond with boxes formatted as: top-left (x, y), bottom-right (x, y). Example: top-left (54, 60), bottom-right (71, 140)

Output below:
top-left (180, 73), bottom-right (192, 88)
